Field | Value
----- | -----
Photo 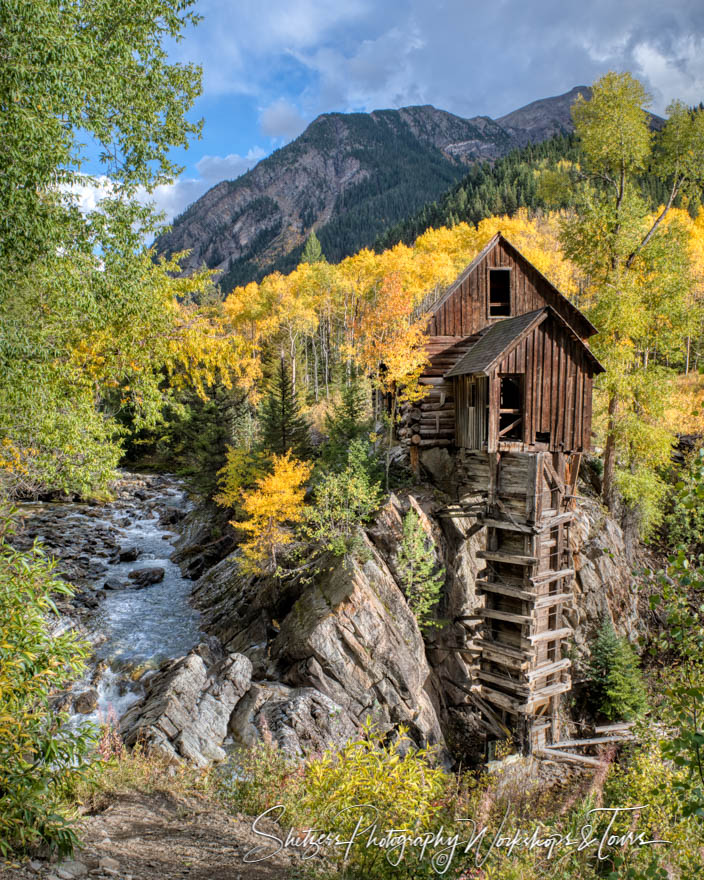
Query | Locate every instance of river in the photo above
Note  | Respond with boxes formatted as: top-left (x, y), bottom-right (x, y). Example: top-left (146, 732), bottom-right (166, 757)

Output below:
top-left (15, 473), bottom-right (203, 727)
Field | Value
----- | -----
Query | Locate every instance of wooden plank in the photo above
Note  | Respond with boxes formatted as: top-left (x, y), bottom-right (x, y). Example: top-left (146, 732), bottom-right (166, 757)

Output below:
top-left (528, 626), bottom-right (573, 644)
top-left (526, 677), bottom-right (572, 703)
top-left (530, 568), bottom-right (574, 585)
top-left (545, 734), bottom-right (635, 749)
top-left (534, 592), bottom-right (573, 609)
top-left (478, 669), bottom-right (530, 695)
top-left (534, 748), bottom-right (603, 768)
top-left (477, 580), bottom-right (537, 601)
top-left (480, 684), bottom-right (525, 714)
top-left (481, 607), bottom-right (534, 625)
top-left (594, 722), bottom-right (636, 734)
top-left (481, 517), bottom-right (533, 533)
top-left (478, 551), bottom-right (538, 565)
top-left (525, 657), bottom-right (571, 681)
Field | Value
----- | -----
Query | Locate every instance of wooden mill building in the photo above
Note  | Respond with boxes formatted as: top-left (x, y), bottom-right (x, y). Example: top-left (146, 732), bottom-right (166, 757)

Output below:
top-left (402, 232), bottom-right (604, 751)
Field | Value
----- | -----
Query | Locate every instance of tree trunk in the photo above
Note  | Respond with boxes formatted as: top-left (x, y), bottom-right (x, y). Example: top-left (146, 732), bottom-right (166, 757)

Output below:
top-left (602, 392), bottom-right (618, 513)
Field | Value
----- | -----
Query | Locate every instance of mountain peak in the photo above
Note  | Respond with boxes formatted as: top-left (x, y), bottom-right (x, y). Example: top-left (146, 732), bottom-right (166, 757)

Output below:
top-left (155, 86), bottom-right (591, 291)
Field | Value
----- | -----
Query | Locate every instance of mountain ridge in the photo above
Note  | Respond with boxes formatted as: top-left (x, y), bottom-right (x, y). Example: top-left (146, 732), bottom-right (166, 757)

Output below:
top-left (155, 87), bottom-right (591, 290)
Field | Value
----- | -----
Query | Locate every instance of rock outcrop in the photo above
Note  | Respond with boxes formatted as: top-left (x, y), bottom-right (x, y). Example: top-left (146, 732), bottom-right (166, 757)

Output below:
top-left (120, 642), bottom-right (252, 767)
top-left (159, 473), bottom-right (650, 767)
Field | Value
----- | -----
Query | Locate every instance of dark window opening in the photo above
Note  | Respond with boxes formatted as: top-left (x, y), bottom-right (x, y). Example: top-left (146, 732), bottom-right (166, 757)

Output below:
top-left (536, 431), bottom-right (551, 445)
top-left (489, 268), bottom-right (511, 317)
top-left (499, 375), bottom-right (523, 440)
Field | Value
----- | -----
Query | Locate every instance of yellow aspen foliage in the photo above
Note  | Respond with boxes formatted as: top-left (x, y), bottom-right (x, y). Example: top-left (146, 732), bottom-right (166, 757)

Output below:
top-left (238, 452), bottom-right (312, 574)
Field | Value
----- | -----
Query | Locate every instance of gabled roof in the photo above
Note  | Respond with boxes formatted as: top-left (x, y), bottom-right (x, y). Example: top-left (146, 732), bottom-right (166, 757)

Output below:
top-left (428, 232), bottom-right (598, 339)
top-left (444, 307), bottom-right (604, 378)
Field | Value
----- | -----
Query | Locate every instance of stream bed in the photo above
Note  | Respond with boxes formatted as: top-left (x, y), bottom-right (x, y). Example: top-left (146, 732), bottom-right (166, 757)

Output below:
top-left (14, 472), bottom-right (203, 726)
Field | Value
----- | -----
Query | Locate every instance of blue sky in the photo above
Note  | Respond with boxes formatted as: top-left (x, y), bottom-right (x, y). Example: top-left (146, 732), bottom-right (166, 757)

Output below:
top-left (76, 0), bottom-right (704, 222)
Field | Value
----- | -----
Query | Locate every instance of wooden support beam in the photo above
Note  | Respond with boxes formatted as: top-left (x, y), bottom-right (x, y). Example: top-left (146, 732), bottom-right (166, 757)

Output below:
top-left (545, 734), bottom-right (635, 749)
top-left (533, 748), bottom-right (603, 769)
top-left (530, 568), bottom-right (573, 585)
top-left (534, 512), bottom-right (574, 532)
top-left (481, 517), bottom-right (533, 533)
top-left (525, 657), bottom-right (571, 681)
top-left (534, 592), bottom-right (573, 609)
top-left (528, 626), bottom-right (573, 644)
top-left (594, 722), bottom-right (636, 734)
top-left (477, 669), bottom-right (530, 696)
top-left (478, 550), bottom-right (538, 565)
top-left (480, 684), bottom-right (525, 714)
top-left (525, 679), bottom-right (572, 708)
top-left (476, 579), bottom-right (537, 601)
top-left (481, 607), bottom-right (534, 625)
top-left (480, 644), bottom-right (532, 672)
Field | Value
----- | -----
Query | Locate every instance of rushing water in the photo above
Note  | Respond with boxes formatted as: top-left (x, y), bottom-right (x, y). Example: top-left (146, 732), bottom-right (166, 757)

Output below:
top-left (18, 474), bottom-right (204, 725)
top-left (94, 502), bottom-right (201, 666)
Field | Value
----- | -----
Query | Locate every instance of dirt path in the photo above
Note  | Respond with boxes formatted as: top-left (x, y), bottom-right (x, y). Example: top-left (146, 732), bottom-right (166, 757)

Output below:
top-left (0, 792), bottom-right (300, 880)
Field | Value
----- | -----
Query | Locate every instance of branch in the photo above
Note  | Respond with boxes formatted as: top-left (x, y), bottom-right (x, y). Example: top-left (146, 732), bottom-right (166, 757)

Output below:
top-left (625, 174), bottom-right (684, 269)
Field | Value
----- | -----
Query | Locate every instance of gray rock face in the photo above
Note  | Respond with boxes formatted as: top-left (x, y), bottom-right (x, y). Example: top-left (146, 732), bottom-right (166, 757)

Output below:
top-left (191, 502), bottom-right (445, 752)
top-left (230, 684), bottom-right (358, 758)
top-left (120, 643), bottom-right (252, 767)
top-left (569, 496), bottom-right (649, 653)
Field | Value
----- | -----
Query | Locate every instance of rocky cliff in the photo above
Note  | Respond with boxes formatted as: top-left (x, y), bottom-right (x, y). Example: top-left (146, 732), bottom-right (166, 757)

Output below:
top-left (121, 469), bottom-right (651, 768)
top-left (153, 88), bottom-right (589, 289)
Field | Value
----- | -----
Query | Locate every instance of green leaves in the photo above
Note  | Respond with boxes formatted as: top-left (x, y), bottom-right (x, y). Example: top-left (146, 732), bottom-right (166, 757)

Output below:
top-left (0, 522), bottom-right (94, 856)
top-left (396, 507), bottom-right (445, 633)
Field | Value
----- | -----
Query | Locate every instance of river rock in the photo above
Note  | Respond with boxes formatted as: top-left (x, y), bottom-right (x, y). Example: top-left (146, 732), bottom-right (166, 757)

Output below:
top-left (55, 861), bottom-right (88, 880)
top-left (120, 643), bottom-right (252, 767)
top-left (127, 566), bottom-right (165, 588)
top-left (73, 688), bottom-right (98, 714)
top-left (119, 546), bottom-right (140, 562)
top-left (104, 577), bottom-right (129, 590)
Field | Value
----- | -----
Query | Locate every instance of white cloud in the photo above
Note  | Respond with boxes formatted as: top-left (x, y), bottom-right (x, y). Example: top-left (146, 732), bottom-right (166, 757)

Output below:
top-left (65, 146), bottom-right (268, 226)
top-left (195, 147), bottom-right (267, 181)
top-left (632, 36), bottom-right (704, 111)
top-left (259, 99), bottom-right (308, 139)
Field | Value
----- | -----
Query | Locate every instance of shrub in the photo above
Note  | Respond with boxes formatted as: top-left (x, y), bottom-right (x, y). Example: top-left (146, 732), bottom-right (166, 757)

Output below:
top-left (397, 508), bottom-right (445, 632)
top-left (305, 439), bottom-right (383, 555)
top-left (586, 620), bottom-right (648, 721)
top-left (0, 513), bottom-right (93, 856)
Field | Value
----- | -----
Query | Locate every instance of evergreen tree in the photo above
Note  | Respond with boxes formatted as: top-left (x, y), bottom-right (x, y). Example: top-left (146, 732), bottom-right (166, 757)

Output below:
top-left (586, 620), bottom-right (648, 721)
top-left (259, 354), bottom-right (310, 458)
top-left (397, 509), bottom-right (445, 632)
top-left (322, 378), bottom-right (372, 467)
top-left (301, 231), bottom-right (325, 264)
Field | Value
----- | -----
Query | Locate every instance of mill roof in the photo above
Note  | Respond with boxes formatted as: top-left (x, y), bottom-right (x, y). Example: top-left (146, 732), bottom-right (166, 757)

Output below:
top-left (444, 307), bottom-right (604, 378)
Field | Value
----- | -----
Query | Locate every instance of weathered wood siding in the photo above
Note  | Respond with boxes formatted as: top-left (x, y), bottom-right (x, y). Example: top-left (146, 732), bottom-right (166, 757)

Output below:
top-left (489, 314), bottom-right (595, 452)
top-left (428, 237), bottom-right (592, 340)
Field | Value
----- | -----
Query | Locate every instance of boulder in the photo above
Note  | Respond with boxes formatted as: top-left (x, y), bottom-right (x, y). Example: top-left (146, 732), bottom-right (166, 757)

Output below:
top-left (120, 643), bottom-right (252, 767)
top-left (73, 688), bottom-right (98, 714)
top-left (103, 577), bottom-right (129, 590)
top-left (118, 546), bottom-right (140, 562)
top-left (127, 566), bottom-right (165, 588)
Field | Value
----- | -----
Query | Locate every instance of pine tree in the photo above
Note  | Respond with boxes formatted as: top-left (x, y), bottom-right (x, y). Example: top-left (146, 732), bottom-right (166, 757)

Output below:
top-left (586, 620), bottom-right (648, 721)
top-left (323, 378), bottom-right (371, 467)
top-left (301, 231), bottom-right (325, 264)
top-left (396, 508), bottom-right (445, 632)
top-left (259, 354), bottom-right (310, 458)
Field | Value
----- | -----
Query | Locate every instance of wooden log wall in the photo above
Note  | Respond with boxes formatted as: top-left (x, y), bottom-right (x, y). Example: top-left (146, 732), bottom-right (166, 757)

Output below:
top-left (400, 335), bottom-right (478, 449)
top-left (428, 237), bottom-right (593, 341)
